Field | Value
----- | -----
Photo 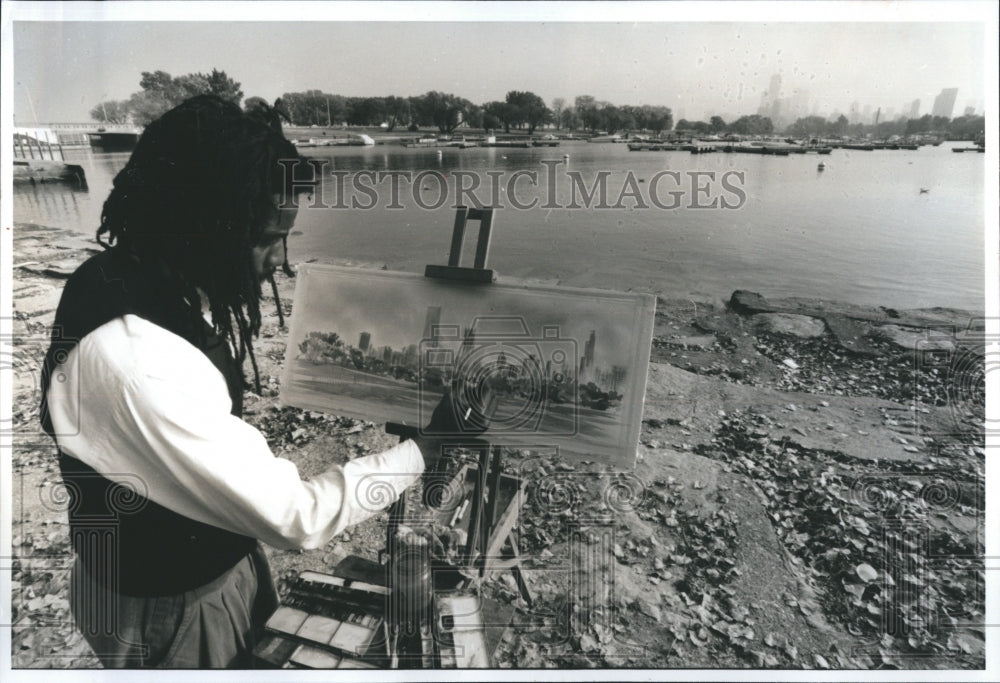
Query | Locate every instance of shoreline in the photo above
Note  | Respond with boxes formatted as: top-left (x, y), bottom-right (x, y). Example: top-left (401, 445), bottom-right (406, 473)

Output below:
top-left (8, 220), bottom-right (986, 669)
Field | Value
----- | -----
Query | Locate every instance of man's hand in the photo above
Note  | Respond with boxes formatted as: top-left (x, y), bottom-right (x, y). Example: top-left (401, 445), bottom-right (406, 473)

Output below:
top-left (425, 385), bottom-right (494, 436)
top-left (413, 386), bottom-right (493, 466)
top-left (412, 386), bottom-right (493, 507)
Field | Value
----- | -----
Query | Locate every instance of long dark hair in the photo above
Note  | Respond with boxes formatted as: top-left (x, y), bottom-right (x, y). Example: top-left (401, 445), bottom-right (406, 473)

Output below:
top-left (97, 94), bottom-right (309, 390)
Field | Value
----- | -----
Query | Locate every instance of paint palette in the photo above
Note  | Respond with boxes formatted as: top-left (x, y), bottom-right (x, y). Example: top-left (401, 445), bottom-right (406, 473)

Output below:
top-left (253, 570), bottom-right (388, 668)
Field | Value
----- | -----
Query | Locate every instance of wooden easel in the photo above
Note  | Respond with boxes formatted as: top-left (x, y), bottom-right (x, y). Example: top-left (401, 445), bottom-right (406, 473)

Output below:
top-left (383, 206), bottom-right (532, 666)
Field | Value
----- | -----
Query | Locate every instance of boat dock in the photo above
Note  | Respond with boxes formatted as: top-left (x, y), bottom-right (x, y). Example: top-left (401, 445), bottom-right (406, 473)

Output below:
top-left (13, 127), bottom-right (88, 187)
top-left (722, 144), bottom-right (791, 156)
top-left (488, 140), bottom-right (532, 148)
top-left (627, 142), bottom-right (685, 151)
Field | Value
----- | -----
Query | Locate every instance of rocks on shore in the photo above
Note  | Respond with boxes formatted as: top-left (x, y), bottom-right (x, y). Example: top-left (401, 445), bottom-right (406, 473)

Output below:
top-left (878, 324), bottom-right (957, 354)
top-left (10, 225), bottom-right (986, 670)
top-left (751, 313), bottom-right (826, 338)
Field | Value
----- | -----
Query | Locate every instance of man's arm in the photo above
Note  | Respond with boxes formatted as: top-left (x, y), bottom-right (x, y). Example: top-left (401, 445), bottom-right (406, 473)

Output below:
top-left (46, 315), bottom-right (426, 550)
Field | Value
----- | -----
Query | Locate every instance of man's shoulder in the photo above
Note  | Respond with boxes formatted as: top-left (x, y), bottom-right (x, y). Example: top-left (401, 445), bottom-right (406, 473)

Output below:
top-left (80, 315), bottom-right (220, 385)
top-left (62, 248), bottom-right (118, 290)
top-left (54, 249), bottom-right (131, 334)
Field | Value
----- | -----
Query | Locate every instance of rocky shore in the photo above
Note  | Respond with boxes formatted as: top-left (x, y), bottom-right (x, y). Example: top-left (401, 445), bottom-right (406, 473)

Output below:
top-left (9, 221), bottom-right (985, 669)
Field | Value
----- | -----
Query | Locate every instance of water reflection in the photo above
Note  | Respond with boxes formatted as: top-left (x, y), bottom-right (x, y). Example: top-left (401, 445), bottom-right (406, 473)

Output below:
top-left (10, 142), bottom-right (985, 310)
top-left (13, 178), bottom-right (88, 227)
top-left (12, 149), bottom-right (129, 231)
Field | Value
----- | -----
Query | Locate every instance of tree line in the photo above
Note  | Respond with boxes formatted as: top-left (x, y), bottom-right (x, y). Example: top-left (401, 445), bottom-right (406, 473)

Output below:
top-left (245, 90), bottom-right (675, 136)
top-left (91, 69), bottom-right (983, 141)
top-left (90, 70), bottom-right (244, 126)
top-left (89, 70), bottom-right (674, 136)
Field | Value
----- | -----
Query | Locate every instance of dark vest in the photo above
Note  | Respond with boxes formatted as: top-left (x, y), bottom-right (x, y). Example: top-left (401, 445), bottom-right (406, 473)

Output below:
top-left (40, 249), bottom-right (256, 597)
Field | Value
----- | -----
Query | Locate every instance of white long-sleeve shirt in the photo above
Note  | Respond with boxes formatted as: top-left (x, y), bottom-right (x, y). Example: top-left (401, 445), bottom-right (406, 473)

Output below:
top-left (45, 314), bottom-right (424, 551)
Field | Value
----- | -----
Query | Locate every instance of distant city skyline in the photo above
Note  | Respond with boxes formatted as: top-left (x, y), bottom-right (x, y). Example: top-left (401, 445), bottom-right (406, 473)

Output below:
top-left (744, 78), bottom-right (975, 127)
top-left (9, 11), bottom-right (989, 125)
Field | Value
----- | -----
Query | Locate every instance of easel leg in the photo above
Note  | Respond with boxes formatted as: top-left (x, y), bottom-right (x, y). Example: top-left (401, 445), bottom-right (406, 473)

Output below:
top-left (478, 447), bottom-right (503, 579)
top-left (502, 535), bottom-right (533, 607)
top-left (463, 447), bottom-right (490, 563)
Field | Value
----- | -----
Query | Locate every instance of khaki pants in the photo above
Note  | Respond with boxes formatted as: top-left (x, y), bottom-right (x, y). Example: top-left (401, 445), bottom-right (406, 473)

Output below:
top-left (70, 545), bottom-right (278, 668)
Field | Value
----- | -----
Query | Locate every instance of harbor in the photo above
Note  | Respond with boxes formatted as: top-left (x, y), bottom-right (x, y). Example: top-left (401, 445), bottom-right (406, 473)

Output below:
top-left (7, 14), bottom-right (990, 672)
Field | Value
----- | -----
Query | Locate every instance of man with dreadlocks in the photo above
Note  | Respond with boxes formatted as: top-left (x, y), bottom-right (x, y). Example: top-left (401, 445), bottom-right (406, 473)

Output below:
top-left (39, 95), bottom-right (447, 668)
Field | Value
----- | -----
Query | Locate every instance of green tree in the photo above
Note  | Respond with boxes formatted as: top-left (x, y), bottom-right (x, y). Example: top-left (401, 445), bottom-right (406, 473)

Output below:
top-left (89, 100), bottom-right (131, 124)
top-left (346, 97), bottom-right (387, 126)
top-left (597, 104), bottom-right (632, 135)
top-left (729, 114), bottom-right (774, 136)
top-left (873, 120), bottom-right (906, 139)
top-left (138, 70), bottom-right (176, 98)
top-left (551, 98), bottom-right (566, 128)
top-left (280, 90), bottom-right (345, 126)
top-left (949, 114), bottom-right (985, 141)
top-left (383, 96), bottom-right (411, 131)
top-left (559, 107), bottom-right (580, 131)
top-left (204, 68), bottom-right (243, 104)
top-left (709, 115), bottom-right (727, 133)
top-left (829, 114), bottom-right (849, 137)
top-left (124, 69), bottom-right (244, 126)
top-left (575, 95), bottom-right (600, 131)
top-left (785, 115), bottom-right (828, 137)
top-left (624, 106), bottom-right (646, 132)
top-left (463, 103), bottom-right (484, 130)
top-left (644, 106), bottom-right (673, 135)
top-left (505, 91), bottom-right (552, 134)
top-left (482, 101), bottom-right (507, 131)
top-left (128, 90), bottom-right (173, 127)
top-left (411, 91), bottom-right (475, 134)
top-left (676, 119), bottom-right (711, 135)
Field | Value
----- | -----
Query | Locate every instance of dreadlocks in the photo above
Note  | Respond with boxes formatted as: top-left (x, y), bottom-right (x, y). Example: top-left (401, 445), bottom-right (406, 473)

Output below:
top-left (97, 94), bottom-right (308, 392)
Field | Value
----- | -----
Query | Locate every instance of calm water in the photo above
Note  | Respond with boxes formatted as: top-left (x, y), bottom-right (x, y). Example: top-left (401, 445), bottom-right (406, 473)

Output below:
top-left (13, 141), bottom-right (985, 311)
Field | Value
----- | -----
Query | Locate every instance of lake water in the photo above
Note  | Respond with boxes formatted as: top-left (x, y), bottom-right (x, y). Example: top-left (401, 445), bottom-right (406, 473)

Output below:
top-left (13, 140), bottom-right (985, 311)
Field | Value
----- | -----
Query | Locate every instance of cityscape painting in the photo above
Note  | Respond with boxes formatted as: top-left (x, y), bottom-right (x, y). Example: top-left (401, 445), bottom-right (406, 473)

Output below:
top-left (281, 264), bottom-right (656, 466)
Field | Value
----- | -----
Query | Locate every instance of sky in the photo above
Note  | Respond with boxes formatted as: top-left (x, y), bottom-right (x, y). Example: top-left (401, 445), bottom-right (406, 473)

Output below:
top-left (9, 5), bottom-right (990, 125)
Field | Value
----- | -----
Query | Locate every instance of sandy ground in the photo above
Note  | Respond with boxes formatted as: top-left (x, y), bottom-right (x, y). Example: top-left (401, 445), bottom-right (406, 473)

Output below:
top-left (8, 220), bottom-right (985, 669)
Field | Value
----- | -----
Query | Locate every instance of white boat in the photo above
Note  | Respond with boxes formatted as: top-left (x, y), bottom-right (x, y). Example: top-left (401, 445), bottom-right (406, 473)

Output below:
top-left (296, 133), bottom-right (375, 147)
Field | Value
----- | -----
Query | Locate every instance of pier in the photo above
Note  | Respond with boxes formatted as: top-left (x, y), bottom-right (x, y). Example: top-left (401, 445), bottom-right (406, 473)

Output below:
top-left (15, 122), bottom-right (143, 149)
top-left (13, 127), bottom-right (87, 186)
top-left (627, 142), bottom-right (685, 151)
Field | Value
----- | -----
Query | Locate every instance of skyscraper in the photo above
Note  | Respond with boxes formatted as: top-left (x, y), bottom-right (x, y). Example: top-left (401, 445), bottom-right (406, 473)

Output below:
top-left (359, 332), bottom-right (371, 352)
top-left (611, 366), bottom-right (627, 393)
top-left (849, 100), bottom-right (860, 124)
top-left (758, 73), bottom-right (782, 120)
top-left (422, 306), bottom-right (442, 347)
top-left (931, 88), bottom-right (958, 118)
top-left (909, 99), bottom-right (920, 119)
